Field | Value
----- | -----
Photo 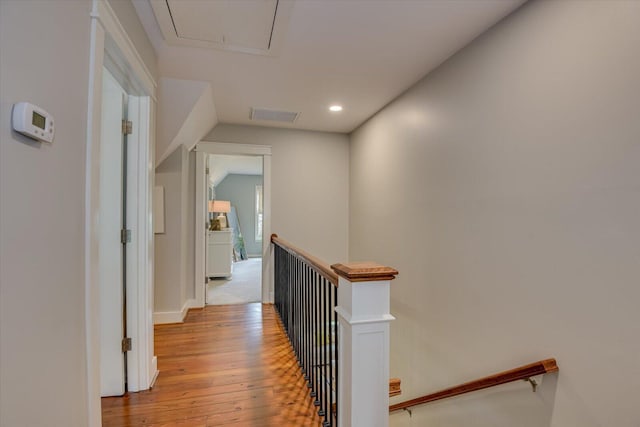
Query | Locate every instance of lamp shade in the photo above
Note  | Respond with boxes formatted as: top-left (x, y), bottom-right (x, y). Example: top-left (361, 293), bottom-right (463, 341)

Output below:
top-left (211, 200), bottom-right (231, 213)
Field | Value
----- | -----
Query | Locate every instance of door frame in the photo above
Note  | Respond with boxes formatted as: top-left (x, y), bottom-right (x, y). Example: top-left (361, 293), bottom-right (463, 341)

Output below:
top-left (86, 1), bottom-right (157, 425)
top-left (194, 142), bottom-right (273, 306)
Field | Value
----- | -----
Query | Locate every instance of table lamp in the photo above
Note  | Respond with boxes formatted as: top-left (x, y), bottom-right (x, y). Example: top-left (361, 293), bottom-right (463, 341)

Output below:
top-left (210, 200), bottom-right (231, 230)
top-left (207, 201), bottom-right (216, 230)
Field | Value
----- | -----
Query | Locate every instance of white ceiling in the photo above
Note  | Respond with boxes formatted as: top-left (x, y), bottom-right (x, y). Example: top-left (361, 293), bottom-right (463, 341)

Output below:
top-left (135, 0), bottom-right (526, 134)
top-left (209, 154), bottom-right (263, 187)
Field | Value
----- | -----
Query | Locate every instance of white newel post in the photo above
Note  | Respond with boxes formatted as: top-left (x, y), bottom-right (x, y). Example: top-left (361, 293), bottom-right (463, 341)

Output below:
top-left (331, 262), bottom-right (398, 427)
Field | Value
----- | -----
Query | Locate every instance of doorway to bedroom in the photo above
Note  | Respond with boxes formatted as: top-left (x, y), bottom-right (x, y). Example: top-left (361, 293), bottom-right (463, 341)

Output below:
top-left (206, 154), bottom-right (263, 305)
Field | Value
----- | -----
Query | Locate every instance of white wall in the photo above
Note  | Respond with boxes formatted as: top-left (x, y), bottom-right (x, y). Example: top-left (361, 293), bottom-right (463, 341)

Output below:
top-left (0, 1), bottom-right (91, 426)
top-left (350, 1), bottom-right (640, 426)
top-left (1, 1), bottom-right (156, 424)
top-left (155, 146), bottom-right (186, 316)
top-left (154, 145), bottom-right (195, 321)
top-left (204, 124), bottom-right (350, 264)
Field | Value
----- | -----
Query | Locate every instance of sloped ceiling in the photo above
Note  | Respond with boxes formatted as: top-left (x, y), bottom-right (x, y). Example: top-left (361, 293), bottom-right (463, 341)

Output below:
top-left (209, 155), bottom-right (263, 187)
top-left (156, 78), bottom-right (217, 166)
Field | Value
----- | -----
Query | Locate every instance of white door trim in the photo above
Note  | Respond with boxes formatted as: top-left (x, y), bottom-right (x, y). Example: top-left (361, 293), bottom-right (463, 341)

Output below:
top-left (198, 141), bottom-right (272, 156)
top-left (194, 142), bottom-right (273, 304)
top-left (86, 1), bottom-right (157, 425)
top-left (194, 150), bottom-right (207, 307)
top-left (90, 2), bottom-right (156, 98)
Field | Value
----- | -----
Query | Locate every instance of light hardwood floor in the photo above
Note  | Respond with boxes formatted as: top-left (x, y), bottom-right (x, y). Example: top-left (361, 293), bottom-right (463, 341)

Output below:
top-left (102, 303), bottom-right (322, 426)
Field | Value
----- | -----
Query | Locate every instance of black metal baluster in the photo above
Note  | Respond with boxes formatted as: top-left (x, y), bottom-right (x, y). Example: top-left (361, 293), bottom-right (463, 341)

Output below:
top-left (308, 267), bottom-right (313, 381)
top-left (304, 265), bottom-right (310, 382)
top-left (288, 252), bottom-right (292, 339)
top-left (278, 249), bottom-right (287, 325)
top-left (296, 260), bottom-right (300, 363)
top-left (314, 272), bottom-right (320, 407)
top-left (301, 264), bottom-right (306, 379)
top-left (288, 252), bottom-right (292, 332)
top-left (284, 250), bottom-right (288, 320)
top-left (283, 250), bottom-right (287, 332)
top-left (278, 247), bottom-right (282, 317)
top-left (283, 248), bottom-right (287, 323)
top-left (313, 271), bottom-right (320, 407)
top-left (288, 252), bottom-right (293, 339)
top-left (274, 246), bottom-right (278, 316)
top-left (298, 258), bottom-right (302, 359)
top-left (293, 258), bottom-right (298, 353)
top-left (286, 253), bottom-right (291, 336)
top-left (322, 272), bottom-right (327, 408)
top-left (279, 249), bottom-right (287, 323)
top-left (299, 262), bottom-right (303, 360)
top-left (333, 286), bottom-right (340, 426)
top-left (327, 283), bottom-right (335, 426)
top-left (319, 277), bottom-right (326, 419)
top-left (306, 268), bottom-right (313, 389)
top-left (320, 277), bottom-right (326, 422)
top-left (323, 278), bottom-right (330, 426)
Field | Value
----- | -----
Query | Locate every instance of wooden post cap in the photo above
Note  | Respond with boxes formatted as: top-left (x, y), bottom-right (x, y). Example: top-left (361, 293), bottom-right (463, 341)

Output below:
top-left (331, 262), bottom-right (398, 282)
top-left (389, 378), bottom-right (402, 397)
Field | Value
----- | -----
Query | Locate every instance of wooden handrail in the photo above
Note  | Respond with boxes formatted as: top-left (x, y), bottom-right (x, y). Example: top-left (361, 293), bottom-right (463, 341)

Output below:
top-left (271, 234), bottom-right (339, 286)
top-left (389, 358), bottom-right (558, 413)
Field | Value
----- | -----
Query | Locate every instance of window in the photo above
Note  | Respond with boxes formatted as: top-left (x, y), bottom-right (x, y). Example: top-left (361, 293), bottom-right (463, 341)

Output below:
top-left (255, 184), bottom-right (263, 241)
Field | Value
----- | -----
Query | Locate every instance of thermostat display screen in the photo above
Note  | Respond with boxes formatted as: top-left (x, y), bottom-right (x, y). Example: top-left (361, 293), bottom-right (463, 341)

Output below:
top-left (32, 111), bottom-right (46, 129)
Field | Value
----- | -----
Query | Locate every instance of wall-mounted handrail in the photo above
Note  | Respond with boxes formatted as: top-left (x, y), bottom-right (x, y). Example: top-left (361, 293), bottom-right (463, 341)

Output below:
top-left (271, 234), bottom-right (339, 286)
top-left (389, 358), bottom-right (559, 413)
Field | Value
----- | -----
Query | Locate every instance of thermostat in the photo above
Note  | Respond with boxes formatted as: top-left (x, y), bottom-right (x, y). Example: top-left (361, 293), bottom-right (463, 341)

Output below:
top-left (12, 102), bottom-right (55, 143)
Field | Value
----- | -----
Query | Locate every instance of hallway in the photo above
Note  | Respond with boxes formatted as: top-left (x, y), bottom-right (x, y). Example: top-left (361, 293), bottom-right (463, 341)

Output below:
top-left (101, 304), bottom-right (322, 426)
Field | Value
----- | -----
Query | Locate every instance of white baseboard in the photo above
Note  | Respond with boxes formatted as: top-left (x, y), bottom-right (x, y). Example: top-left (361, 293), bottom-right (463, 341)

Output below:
top-left (153, 311), bottom-right (182, 324)
top-left (153, 299), bottom-right (199, 324)
top-left (185, 298), bottom-right (201, 311)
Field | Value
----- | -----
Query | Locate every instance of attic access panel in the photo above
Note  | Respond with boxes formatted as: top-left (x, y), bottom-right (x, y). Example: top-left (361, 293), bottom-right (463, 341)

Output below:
top-left (151, 0), bottom-right (291, 56)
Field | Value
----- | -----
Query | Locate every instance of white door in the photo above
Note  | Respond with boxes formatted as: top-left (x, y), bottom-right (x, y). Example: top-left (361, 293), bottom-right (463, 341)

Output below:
top-left (99, 68), bottom-right (127, 396)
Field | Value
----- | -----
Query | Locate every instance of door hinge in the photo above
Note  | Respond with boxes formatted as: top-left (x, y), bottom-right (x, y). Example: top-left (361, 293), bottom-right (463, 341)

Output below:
top-left (122, 337), bottom-right (132, 352)
top-left (121, 229), bottom-right (131, 244)
top-left (122, 120), bottom-right (133, 135)
top-left (206, 167), bottom-right (210, 175)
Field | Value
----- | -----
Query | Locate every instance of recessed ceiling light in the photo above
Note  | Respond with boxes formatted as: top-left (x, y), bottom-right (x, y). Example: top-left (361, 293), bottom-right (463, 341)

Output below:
top-left (329, 105), bottom-right (343, 112)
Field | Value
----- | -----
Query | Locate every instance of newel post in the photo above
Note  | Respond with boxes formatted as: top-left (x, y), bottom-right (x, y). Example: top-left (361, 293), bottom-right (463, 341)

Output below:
top-left (331, 262), bottom-right (398, 427)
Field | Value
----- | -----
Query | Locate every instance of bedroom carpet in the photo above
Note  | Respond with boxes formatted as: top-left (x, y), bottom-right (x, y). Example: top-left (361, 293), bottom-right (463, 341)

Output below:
top-left (206, 257), bottom-right (262, 305)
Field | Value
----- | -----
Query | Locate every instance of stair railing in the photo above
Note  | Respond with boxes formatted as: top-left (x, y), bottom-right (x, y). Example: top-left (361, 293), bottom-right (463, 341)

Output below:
top-left (272, 234), bottom-right (398, 427)
top-left (272, 234), bottom-right (339, 426)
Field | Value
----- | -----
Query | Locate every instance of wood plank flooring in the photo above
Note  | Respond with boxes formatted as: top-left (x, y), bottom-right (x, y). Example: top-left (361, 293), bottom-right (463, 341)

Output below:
top-left (102, 303), bottom-right (322, 426)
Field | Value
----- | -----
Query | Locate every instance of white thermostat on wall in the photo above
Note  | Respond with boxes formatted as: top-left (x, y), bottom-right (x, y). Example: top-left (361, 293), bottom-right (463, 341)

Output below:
top-left (12, 102), bottom-right (55, 143)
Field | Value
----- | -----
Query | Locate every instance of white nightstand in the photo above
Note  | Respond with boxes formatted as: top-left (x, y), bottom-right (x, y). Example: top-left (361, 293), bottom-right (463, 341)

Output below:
top-left (206, 230), bottom-right (233, 278)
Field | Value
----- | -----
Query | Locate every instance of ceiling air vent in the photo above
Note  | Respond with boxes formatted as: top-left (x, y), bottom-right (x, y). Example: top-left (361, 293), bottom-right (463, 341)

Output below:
top-left (251, 108), bottom-right (299, 123)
